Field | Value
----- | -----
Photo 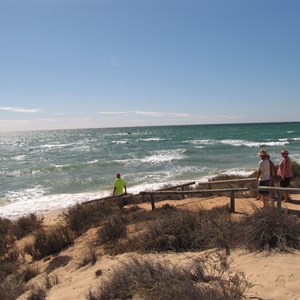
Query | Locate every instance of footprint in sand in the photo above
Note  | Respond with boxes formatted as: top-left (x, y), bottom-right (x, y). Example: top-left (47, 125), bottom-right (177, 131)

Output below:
top-left (275, 275), bottom-right (286, 288)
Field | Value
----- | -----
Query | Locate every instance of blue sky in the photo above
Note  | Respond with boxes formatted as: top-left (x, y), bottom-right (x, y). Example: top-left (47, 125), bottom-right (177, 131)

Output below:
top-left (1, 0), bottom-right (300, 132)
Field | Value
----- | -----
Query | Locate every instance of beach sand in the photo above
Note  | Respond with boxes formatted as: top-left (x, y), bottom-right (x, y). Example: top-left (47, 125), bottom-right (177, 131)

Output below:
top-left (18, 196), bottom-right (300, 300)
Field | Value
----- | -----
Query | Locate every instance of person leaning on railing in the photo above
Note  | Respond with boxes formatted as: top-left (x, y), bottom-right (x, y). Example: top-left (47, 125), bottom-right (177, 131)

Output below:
top-left (277, 149), bottom-right (293, 203)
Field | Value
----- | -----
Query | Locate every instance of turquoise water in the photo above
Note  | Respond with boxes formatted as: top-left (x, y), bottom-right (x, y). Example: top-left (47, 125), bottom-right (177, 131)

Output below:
top-left (1, 122), bottom-right (300, 217)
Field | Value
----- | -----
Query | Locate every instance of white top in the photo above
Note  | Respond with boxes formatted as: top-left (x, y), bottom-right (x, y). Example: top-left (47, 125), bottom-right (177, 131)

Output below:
top-left (259, 159), bottom-right (270, 181)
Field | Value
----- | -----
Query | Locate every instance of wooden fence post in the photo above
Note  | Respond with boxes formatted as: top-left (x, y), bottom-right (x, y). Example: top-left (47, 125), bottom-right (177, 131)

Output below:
top-left (230, 190), bottom-right (235, 212)
top-left (150, 194), bottom-right (155, 210)
top-left (277, 191), bottom-right (282, 209)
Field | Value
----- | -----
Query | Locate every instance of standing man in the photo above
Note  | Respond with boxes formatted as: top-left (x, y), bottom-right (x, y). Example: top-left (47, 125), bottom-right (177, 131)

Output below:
top-left (256, 150), bottom-right (271, 207)
top-left (113, 173), bottom-right (127, 196)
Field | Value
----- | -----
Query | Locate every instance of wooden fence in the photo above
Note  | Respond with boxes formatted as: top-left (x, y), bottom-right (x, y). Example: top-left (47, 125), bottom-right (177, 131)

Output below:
top-left (157, 181), bottom-right (195, 191)
top-left (258, 186), bottom-right (300, 216)
top-left (83, 181), bottom-right (196, 206)
top-left (140, 188), bottom-right (249, 212)
top-left (82, 179), bottom-right (254, 211)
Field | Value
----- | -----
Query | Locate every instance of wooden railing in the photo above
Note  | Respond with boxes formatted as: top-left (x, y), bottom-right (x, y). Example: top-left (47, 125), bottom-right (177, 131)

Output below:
top-left (196, 178), bottom-right (256, 187)
top-left (83, 182), bottom-right (196, 206)
top-left (140, 188), bottom-right (249, 212)
top-left (157, 181), bottom-right (195, 191)
top-left (82, 179), bottom-right (253, 210)
top-left (82, 194), bottom-right (131, 206)
top-left (258, 186), bottom-right (300, 215)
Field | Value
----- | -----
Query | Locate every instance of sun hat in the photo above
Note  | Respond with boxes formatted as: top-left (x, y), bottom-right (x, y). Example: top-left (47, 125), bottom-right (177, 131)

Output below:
top-left (281, 149), bottom-right (289, 155)
top-left (258, 149), bottom-right (268, 156)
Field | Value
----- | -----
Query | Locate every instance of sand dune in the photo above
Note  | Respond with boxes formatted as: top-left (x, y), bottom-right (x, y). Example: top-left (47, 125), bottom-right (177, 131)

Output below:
top-left (19, 196), bottom-right (300, 300)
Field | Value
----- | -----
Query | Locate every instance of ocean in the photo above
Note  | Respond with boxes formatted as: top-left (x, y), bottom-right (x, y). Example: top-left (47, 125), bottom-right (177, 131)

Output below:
top-left (1, 122), bottom-right (300, 218)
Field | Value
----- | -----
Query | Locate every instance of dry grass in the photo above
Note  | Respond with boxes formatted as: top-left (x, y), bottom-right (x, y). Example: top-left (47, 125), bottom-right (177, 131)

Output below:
top-left (17, 265), bottom-right (40, 283)
top-left (109, 205), bottom-right (238, 255)
top-left (13, 213), bottom-right (44, 240)
top-left (24, 226), bottom-right (74, 260)
top-left (76, 249), bottom-right (97, 269)
top-left (63, 202), bottom-right (120, 234)
top-left (96, 213), bottom-right (127, 244)
top-left (101, 204), bottom-right (300, 255)
top-left (239, 206), bottom-right (300, 251)
top-left (0, 278), bottom-right (25, 300)
top-left (86, 253), bottom-right (252, 300)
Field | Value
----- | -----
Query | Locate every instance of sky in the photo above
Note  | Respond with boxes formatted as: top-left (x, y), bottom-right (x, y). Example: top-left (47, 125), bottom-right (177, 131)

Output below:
top-left (0, 0), bottom-right (300, 132)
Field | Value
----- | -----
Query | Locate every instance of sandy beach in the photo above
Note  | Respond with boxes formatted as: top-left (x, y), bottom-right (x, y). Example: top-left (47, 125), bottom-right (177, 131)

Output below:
top-left (16, 195), bottom-right (300, 300)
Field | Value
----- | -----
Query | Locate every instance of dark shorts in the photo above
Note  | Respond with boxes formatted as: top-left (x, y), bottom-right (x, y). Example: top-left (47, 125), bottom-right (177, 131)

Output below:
top-left (280, 177), bottom-right (291, 188)
top-left (258, 180), bottom-right (270, 195)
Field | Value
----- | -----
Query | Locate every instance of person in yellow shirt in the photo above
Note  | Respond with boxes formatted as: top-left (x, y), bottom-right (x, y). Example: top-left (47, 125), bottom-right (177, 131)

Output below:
top-left (113, 173), bottom-right (127, 196)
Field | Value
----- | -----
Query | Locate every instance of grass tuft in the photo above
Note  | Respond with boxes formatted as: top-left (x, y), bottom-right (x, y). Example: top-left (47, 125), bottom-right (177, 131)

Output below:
top-left (87, 254), bottom-right (251, 300)
top-left (13, 213), bottom-right (44, 240)
top-left (24, 226), bottom-right (74, 260)
top-left (240, 206), bottom-right (300, 251)
top-left (63, 202), bottom-right (119, 234)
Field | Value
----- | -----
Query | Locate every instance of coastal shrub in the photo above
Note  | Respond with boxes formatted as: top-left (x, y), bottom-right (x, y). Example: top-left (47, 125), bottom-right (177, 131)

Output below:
top-left (24, 226), bottom-right (74, 260)
top-left (12, 213), bottom-right (44, 239)
top-left (27, 286), bottom-right (46, 300)
top-left (0, 278), bottom-right (25, 300)
top-left (63, 202), bottom-right (119, 234)
top-left (239, 206), bottom-right (300, 251)
top-left (17, 266), bottom-right (40, 283)
top-left (0, 217), bottom-right (14, 257)
top-left (193, 206), bottom-right (238, 255)
top-left (76, 249), bottom-right (97, 269)
top-left (5, 248), bottom-right (20, 262)
top-left (44, 274), bottom-right (59, 289)
top-left (97, 213), bottom-right (127, 244)
top-left (121, 206), bottom-right (237, 254)
top-left (86, 255), bottom-right (251, 300)
top-left (0, 260), bottom-right (19, 280)
top-left (292, 161), bottom-right (300, 178)
top-left (121, 206), bottom-right (157, 225)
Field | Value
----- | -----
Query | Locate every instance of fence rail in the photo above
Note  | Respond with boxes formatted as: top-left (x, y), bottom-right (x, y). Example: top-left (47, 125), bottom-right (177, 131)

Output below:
top-left (258, 186), bottom-right (300, 212)
top-left (140, 188), bottom-right (249, 211)
top-left (157, 181), bottom-right (195, 191)
top-left (82, 179), bottom-right (254, 209)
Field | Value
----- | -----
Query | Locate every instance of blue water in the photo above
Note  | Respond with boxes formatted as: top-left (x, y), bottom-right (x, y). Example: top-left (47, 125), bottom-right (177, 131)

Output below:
top-left (1, 122), bottom-right (300, 218)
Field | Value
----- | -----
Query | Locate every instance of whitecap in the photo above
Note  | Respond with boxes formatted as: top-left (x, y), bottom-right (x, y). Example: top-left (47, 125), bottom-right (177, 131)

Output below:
top-left (221, 139), bottom-right (289, 148)
top-left (140, 150), bottom-right (186, 164)
top-left (112, 140), bottom-right (128, 144)
top-left (12, 155), bottom-right (26, 161)
top-left (220, 169), bottom-right (255, 177)
top-left (0, 189), bottom-right (111, 219)
top-left (185, 139), bottom-right (217, 145)
top-left (138, 138), bottom-right (165, 141)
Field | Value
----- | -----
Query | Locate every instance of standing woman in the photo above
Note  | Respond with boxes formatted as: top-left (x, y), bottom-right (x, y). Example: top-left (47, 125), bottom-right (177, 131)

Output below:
top-left (277, 149), bottom-right (293, 202)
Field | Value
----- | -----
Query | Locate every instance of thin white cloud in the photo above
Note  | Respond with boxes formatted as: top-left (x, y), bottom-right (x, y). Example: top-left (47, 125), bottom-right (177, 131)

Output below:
top-left (132, 111), bottom-right (190, 118)
top-left (97, 111), bottom-right (128, 115)
top-left (97, 111), bottom-right (191, 118)
top-left (0, 106), bottom-right (42, 113)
